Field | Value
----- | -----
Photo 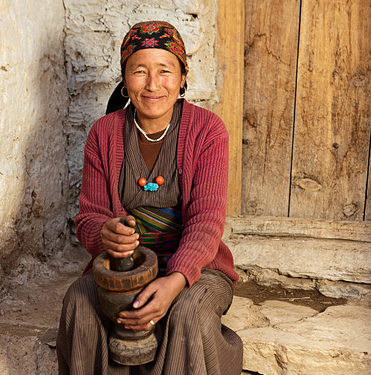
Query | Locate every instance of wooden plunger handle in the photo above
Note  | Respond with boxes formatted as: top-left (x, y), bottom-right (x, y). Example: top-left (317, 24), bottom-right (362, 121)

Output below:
top-left (111, 219), bottom-right (135, 272)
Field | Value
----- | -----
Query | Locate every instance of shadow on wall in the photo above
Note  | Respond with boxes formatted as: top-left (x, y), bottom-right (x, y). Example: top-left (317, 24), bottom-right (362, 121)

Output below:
top-left (0, 0), bottom-right (72, 286)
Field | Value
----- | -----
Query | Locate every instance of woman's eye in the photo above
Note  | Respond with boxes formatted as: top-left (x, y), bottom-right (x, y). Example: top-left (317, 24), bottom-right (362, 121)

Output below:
top-left (161, 70), bottom-right (171, 74)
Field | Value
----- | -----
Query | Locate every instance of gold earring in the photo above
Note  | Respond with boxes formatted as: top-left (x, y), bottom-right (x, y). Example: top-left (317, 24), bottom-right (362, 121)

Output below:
top-left (121, 86), bottom-right (129, 98)
top-left (179, 86), bottom-right (186, 97)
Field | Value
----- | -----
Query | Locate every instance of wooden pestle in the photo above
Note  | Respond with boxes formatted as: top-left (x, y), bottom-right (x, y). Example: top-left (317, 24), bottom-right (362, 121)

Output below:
top-left (111, 219), bottom-right (134, 272)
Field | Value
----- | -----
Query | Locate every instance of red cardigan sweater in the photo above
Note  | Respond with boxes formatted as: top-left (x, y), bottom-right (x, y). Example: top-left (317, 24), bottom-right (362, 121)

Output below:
top-left (75, 100), bottom-right (239, 287)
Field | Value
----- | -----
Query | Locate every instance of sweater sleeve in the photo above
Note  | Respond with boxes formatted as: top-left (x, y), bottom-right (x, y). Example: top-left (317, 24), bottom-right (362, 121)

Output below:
top-left (166, 114), bottom-right (229, 286)
top-left (75, 122), bottom-right (116, 259)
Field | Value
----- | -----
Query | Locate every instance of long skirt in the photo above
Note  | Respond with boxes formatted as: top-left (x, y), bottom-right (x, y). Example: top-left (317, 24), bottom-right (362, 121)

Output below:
top-left (56, 269), bottom-right (243, 375)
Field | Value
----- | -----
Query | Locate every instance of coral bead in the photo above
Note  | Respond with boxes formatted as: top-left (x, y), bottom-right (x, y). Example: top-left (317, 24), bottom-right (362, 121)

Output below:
top-left (138, 178), bottom-right (147, 187)
top-left (156, 176), bottom-right (164, 185)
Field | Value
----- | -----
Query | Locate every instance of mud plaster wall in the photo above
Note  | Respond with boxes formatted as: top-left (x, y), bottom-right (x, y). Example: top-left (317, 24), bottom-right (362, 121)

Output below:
top-left (0, 0), bottom-right (219, 281)
top-left (64, 0), bottom-right (218, 235)
top-left (0, 0), bottom-right (69, 284)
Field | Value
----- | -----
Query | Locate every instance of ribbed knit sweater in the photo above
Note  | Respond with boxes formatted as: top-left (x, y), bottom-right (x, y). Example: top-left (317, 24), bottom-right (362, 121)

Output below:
top-left (75, 99), bottom-right (239, 287)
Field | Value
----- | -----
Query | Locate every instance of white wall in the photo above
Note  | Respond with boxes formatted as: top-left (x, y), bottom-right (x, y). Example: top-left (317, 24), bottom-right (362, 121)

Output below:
top-left (0, 0), bottom-right (69, 282)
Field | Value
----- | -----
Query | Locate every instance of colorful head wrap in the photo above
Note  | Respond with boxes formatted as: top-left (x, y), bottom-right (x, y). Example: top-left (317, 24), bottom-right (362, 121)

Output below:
top-left (120, 21), bottom-right (189, 76)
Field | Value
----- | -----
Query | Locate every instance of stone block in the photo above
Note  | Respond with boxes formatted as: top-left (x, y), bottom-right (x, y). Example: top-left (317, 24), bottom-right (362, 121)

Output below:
top-left (227, 236), bottom-right (371, 283)
top-left (222, 296), bottom-right (269, 331)
top-left (223, 296), bottom-right (371, 375)
top-left (247, 267), bottom-right (316, 291)
top-left (316, 279), bottom-right (371, 301)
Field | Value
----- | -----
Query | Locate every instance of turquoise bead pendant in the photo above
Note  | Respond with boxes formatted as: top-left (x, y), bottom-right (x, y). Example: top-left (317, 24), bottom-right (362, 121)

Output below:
top-left (143, 183), bottom-right (159, 192)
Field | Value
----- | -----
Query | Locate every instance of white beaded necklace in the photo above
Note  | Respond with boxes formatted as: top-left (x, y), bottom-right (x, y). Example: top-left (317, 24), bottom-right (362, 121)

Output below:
top-left (133, 109), bottom-right (171, 143)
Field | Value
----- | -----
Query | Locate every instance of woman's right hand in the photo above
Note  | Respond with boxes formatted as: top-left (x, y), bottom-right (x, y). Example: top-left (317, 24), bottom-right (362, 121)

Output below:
top-left (100, 216), bottom-right (139, 259)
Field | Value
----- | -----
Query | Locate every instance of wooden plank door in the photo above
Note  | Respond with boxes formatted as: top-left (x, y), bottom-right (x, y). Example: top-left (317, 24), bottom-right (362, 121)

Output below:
top-left (242, 0), bottom-right (301, 216)
top-left (290, 0), bottom-right (371, 220)
top-left (242, 0), bottom-right (371, 221)
top-left (367, 160), bottom-right (371, 220)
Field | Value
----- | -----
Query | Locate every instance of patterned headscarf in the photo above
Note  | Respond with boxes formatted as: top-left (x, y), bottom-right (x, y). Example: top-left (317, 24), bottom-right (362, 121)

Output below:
top-left (120, 21), bottom-right (189, 76)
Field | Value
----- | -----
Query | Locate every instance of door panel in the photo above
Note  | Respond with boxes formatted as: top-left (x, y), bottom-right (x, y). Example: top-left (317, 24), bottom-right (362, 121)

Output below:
top-left (242, 0), bottom-right (301, 216)
top-left (242, 0), bottom-right (371, 221)
top-left (290, 0), bottom-right (371, 220)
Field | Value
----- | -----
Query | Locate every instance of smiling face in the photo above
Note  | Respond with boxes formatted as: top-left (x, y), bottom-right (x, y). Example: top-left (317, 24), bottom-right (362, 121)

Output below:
top-left (124, 48), bottom-right (187, 129)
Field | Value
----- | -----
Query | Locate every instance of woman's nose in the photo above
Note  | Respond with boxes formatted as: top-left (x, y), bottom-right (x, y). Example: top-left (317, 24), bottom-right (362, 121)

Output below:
top-left (145, 73), bottom-right (160, 91)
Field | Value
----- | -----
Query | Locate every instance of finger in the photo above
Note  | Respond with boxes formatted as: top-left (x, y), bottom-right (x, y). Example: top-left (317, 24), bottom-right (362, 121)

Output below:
top-left (117, 315), bottom-right (158, 331)
top-left (117, 314), bottom-right (156, 326)
top-left (119, 302), bottom-right (158, 321)
top-left (130, 283), bottom-right (157, 309)
top-left (106, 248), bottom-right (134, 259)
top-left (102, 229), bottom-right (139, 245)
top-left (119, 304), bottom-right (164, 333)
top-left (106, 220), bottom-right (136, 236)
top-left (125, 322), bottom-right (156, 332)
top-left (118, 286), bottom-right (161, 320)
top-left (119, 215), bottom-right (136, 229)
top-left (120, 322), bottom-right (156, 332)
top-left (104, 240), bottom-right (139, 256)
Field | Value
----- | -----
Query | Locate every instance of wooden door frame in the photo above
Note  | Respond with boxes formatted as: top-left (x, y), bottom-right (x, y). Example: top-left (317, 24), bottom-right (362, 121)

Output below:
top-left (214, 0), bottom-right (245, 217)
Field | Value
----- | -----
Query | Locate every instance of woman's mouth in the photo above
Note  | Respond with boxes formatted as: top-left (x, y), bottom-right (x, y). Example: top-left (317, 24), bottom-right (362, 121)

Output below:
top-left (142, 95), bottom-right (164, 101)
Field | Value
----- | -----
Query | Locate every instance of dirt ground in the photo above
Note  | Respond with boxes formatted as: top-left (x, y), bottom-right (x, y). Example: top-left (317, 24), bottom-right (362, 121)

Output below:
top-left (234, 280), bottom-right (347, 312)
top-left (0, 247), bottom-right (89, 329)
top-left (0, 272), bottom-right (79, 329)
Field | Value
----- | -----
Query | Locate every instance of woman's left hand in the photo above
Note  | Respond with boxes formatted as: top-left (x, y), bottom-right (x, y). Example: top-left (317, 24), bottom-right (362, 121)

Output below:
top-left (117, 272), bottom-right (186, 331)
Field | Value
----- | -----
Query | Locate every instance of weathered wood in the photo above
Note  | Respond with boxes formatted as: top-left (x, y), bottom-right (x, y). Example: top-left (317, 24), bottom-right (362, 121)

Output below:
top-left (241, 0), bottom-right (300, 216)
top-left (290, 0), bottom-right (371, 220)
top-left (214, 0), bottom-right (245, 217)
top-left (93, 247), bottom-right (160, 366)
top-left (225, 216), bottom-right (371, 243)
top-left (366, 157), bottom-right (371, 220)
top-left (93, 247), bottom-right (158, 292)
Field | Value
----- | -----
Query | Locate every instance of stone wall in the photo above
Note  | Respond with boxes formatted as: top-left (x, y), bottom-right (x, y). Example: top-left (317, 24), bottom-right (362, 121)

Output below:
top-left (0, 0), bottom-right (69, 284)
top-left (63, 0), bottom-right (218, 231)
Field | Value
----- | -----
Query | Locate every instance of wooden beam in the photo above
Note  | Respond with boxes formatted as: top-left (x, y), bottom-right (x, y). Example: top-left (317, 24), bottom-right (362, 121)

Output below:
top-left (225, 216), bottom-right (371, 243)
top-left (214, 0), bottom-right (245, 217)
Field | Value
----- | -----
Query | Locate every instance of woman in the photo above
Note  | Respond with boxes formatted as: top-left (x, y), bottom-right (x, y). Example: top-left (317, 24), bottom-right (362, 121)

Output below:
top-left (57, 21), bottom-right (243, 374)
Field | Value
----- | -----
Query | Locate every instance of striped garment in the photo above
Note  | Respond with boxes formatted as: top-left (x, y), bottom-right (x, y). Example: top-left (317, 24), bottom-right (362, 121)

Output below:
top-left (128, 206), bottom-right (182, 272)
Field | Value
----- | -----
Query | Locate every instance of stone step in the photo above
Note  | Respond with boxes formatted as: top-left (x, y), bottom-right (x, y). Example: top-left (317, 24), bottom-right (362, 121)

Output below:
top-left (225, 236), bottom-right (371, 284)
top-left (222, 296), bottom-right (371, 375)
